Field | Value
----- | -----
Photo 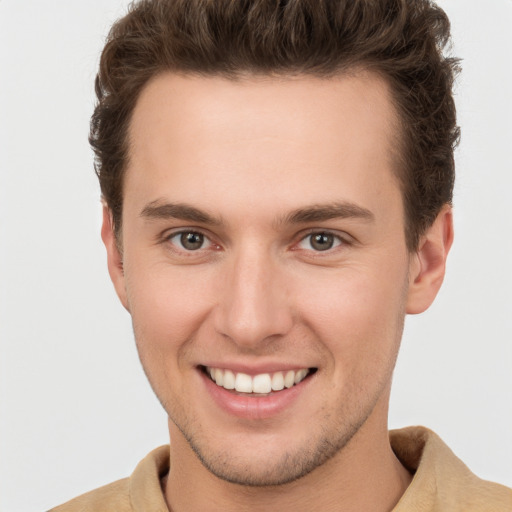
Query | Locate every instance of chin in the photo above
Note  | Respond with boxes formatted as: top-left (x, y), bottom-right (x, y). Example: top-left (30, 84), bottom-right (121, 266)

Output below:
top-left (171, 409), bottom-right (367, 487)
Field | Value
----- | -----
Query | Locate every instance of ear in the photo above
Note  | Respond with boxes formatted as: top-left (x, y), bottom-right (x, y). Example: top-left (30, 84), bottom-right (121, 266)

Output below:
top-left (406, 205), bottom-right (454, 314)
top-left (101, 205), bottom-right (130, 311)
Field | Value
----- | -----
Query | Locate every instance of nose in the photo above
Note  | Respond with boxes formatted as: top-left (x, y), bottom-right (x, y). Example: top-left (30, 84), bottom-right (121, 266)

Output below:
top-left (213, 246), bottom-right (293, 350)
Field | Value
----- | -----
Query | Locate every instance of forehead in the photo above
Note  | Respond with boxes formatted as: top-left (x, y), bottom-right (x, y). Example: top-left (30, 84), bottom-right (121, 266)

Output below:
top-left (125, 72), bottom-right (402, 223)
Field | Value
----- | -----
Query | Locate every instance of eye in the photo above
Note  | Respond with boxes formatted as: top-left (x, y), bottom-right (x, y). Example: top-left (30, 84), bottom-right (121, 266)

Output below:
top-left (168, 231), bottom-right (212, 251)
top-left (297, 232), bottom-right (343, 252)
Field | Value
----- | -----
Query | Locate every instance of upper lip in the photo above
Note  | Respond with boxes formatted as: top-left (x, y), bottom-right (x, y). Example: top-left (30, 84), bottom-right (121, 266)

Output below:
top-left (199, 362), bottom-right (316, 376)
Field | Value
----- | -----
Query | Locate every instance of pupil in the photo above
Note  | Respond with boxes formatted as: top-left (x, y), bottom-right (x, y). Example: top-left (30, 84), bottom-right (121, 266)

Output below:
top-left (311, 233), bottom-right (333, 251)
top-left (181, 232), bottom-right (203, 250)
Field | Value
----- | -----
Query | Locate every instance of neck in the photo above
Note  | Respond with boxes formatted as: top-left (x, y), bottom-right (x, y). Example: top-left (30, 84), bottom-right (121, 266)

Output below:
top-left (164, 400), bottom-right (412, 512)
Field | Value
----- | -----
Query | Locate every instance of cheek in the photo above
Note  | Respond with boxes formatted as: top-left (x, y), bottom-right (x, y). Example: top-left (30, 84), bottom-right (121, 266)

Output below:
top-left (124, 265), bottom-right (217, 414)
top-left (124, 261), bottom-right (217, 362)
top-left (295, 265), bottom-right (407, 374)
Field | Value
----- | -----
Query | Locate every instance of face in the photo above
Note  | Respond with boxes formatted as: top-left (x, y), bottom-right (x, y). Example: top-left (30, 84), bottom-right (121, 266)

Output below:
top-left (106, 72), bottom-right (432, 486)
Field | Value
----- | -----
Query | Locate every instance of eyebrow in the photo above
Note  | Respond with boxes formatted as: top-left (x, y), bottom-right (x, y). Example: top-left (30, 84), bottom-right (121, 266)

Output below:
top-left (140, 200), bottom-right (222, 226)
top-left (140, 200), bottom-right (374, 227)
top-left (281, 202), bottom-right (375, 225)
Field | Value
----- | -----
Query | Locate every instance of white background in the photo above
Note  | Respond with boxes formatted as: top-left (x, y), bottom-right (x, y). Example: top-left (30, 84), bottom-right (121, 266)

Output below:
top-left (1, 1), bottom-right (511, 510)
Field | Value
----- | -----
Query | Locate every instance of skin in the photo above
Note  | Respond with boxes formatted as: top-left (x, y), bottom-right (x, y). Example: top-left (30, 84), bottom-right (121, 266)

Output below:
top-left (103, 72), bottom-right (453, 511)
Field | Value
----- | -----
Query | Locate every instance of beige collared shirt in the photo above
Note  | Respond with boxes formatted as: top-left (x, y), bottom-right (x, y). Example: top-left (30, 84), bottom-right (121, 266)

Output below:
top-left (50, 426), bottom-right (512, 511)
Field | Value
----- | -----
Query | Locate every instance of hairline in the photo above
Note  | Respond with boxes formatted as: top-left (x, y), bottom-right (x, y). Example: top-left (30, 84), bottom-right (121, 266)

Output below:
top-left (112, 67), bottom-right (428, 253)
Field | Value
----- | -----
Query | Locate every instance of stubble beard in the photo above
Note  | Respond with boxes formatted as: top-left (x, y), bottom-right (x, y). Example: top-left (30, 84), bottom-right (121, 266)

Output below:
top-left (135, 283), bottom-right (407, 488)
top-left (164, 384), bottom-right (387, 488)
top-left (137, 337), bottom-right (403, 488)
top-left (135, 339), bottom-right (386, 487)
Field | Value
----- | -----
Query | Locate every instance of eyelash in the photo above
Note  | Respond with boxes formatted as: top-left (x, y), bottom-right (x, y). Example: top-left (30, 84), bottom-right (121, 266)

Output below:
top-left (295, 231), bottom-right (347, 252)
top-left (162, 229), bottom-right (350, 255)
top-left (164, 230), bottom-right (217, 253)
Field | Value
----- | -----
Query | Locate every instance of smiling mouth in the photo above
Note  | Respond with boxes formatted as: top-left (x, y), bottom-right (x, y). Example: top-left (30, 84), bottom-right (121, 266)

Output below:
top-left (201, 366), bottom-right (317, 395)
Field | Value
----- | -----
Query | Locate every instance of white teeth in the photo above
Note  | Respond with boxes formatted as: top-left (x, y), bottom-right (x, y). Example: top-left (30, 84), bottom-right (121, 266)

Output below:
top-left (214, 368), bottom-right (224, 386)
top-left (223, 369), bottom-right (235, 390)
top-left (294, 368), bottom-right (308, 384)
top-left (284, 370), bottom-right (295, 388)
top-left (271, 372), bottom-right (284, 391)
top-left (252, 373), bottom-right (272, 394)
top-left (234, 372), bottom-right (253, 393)
top-left (206, 367), bottom-right (311, 394)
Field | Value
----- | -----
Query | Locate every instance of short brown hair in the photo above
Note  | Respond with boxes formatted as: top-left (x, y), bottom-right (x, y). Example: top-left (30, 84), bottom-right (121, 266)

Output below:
top-left (91, 0), bottom-right (460, 250)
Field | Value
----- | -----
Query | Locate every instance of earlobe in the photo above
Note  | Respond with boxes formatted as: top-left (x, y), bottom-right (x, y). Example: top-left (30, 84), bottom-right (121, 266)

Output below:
top-left (101, 205), bottom-right (130, 311)
top-left (406, 205), bottom-right (454, 315)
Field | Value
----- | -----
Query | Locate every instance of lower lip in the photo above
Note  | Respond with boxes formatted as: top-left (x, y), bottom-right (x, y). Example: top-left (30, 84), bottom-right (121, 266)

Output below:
top-left (200, 370), bottom-right (312, 420)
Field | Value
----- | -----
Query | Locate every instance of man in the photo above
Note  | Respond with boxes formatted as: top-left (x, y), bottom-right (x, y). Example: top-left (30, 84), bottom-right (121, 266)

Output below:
top-left (51, 0), bottom-right (511, 510)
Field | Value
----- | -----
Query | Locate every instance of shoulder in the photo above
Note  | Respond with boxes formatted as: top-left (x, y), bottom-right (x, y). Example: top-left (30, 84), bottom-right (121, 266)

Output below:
top-left (48, 478), bottom-right (131, 512)
top-left (48, 446), bottom-right (170, 512)
top-left (459, 478), bottom-right (512, 511)
top-left (391, 426), bottom-right (512, 512)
